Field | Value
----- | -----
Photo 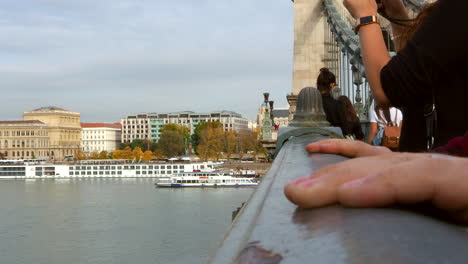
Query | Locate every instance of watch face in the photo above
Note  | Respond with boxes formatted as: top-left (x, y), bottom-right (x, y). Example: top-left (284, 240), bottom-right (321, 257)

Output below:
top-left (360, 16), bottom-right (375, 24)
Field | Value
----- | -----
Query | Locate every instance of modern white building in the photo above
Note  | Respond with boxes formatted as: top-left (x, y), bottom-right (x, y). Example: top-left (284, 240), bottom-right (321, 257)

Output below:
top-left (121, 111), bottom-right (250, 143)
top-left (81, 123), bottom-right (122, 155)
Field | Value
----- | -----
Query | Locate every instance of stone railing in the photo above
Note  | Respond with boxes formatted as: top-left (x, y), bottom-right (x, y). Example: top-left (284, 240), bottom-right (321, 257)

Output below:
top-left (206, 87), bottom-right (468, 264)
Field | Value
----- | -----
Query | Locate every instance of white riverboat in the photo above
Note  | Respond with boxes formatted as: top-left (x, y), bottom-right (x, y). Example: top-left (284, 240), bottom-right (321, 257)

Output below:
top-left (155, 171), bottom-right (259, 188)
top-left (0, 159), bottom-right (223, 179)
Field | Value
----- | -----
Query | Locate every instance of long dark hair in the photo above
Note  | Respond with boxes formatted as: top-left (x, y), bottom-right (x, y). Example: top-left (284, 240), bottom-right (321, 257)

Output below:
top-left (338, 96), bottom-right (359, 123)
top-left (316, 68), bottom-right (336, 94)
top-left (375, 105), bottom-right (392, 124)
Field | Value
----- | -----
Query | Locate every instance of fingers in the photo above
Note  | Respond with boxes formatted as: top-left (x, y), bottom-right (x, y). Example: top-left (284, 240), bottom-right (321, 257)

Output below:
top-left (284, 153), bottom-right (417, 208)
top-left (306, 139), bottom-right (391, 158)
top-left (336, 155), bottom-right (468, 222)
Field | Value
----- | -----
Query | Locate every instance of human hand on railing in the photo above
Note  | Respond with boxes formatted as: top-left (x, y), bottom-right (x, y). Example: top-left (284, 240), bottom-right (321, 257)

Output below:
top-left (343, 0), bottom-right (378, 19)
top-left (306, 139), bottom-right (391, 158)
top-left (284, 152), bottom-right (468, 224)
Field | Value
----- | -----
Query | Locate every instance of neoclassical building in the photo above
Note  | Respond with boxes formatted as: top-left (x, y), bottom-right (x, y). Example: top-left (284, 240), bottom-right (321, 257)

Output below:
top-left (0, 120), bottom-right (50, 159)
top-left (23, 106), bottom-right (82, 160)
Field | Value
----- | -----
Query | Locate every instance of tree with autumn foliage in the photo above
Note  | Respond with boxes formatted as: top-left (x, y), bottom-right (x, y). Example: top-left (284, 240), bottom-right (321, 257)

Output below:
top-left (75, 150), bottom-right (86, 160)
top-left (98, 151), bottom-right (109, 159)
top-left (197, 124), bottom-right (224, 161)
top-left (89, 151), bottom-right (100, 160)
top-left (223, 130), bottom-right (237, 160)
top-left (142, 150), bottom-right (154, 161)
top-left (237, 131), bottom-right (258, 160)
top-left (132, 147), bottom-right (144, 161)
top-left (192, 121), bottom-right (223, 152)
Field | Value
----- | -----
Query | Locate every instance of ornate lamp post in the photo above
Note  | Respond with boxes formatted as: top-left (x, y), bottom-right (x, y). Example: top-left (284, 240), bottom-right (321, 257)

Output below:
top-left (352, 65), bottom-right (364, 120)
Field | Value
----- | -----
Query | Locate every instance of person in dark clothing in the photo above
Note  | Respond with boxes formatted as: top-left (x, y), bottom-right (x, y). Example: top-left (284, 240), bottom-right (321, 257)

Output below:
top-left (283, 0), bottom-right (468, 224)
top-left (338, 96), bottom-right (364, 140)
top-left (317, 68), bottom-right (351, 137)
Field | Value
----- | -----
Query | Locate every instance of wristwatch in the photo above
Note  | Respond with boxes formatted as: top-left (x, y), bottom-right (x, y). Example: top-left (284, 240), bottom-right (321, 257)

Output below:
top-left (355, 15), bottom-right (379, 33)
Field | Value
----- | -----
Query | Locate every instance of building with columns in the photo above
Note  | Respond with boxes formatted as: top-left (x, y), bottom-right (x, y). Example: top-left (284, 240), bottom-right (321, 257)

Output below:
top-left (23, 106), bottom-right (82, 160)
top-left (81, 123), bottom-right (122, 156)
top-left (0, 120), bottom-right (50, 159)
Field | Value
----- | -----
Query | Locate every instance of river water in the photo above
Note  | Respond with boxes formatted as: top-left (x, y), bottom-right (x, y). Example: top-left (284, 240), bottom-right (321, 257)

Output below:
top-left (0, 179), bottom-right (254, 264)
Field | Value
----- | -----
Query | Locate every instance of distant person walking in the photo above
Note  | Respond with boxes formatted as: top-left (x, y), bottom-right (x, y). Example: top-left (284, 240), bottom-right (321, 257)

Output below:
top-left (368, 105), bottom-right (402, 147)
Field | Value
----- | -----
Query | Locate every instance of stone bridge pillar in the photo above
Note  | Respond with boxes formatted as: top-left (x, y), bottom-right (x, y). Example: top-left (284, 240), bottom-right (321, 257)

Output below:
top-left (289, 0), bottom-right (326, 120)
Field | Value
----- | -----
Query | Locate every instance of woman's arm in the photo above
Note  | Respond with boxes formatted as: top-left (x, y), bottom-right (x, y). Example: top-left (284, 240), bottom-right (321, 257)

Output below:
top-left (367, 122), bottom-right (378, 144)
top-left (343, 0), bottom-right (392, 106)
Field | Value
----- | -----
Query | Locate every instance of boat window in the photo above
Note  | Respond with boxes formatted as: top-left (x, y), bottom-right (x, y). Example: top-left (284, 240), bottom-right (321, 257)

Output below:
top-left (105, 171), bottom-right (110, 175)
top-left (130, 166), bottom-right (135, 169)
top-left (111, 171), bottom-right (116, 175)
top-left (118, 171), bottom-right (122, 175)
top-left (99, 166), bottom-right (105, 170)
top-left (81, 171), bottom-right (85, 175)
top-left (161, 171), bottom-right (165, 174)
top-left (87, 166), bottom-right (91, 170)
top-left (167, 165), bottom-right (171, 169)
top-left (93, 171), bottom-right (98, 175)
top-left (148, 171), bottom-right (153, 174)
top-left (179, 165), bottom-right (184, 169)
top-left (93, 166), bottom-right (98, 170)
top-left (148, 166), bottom-right (153, 169)
top-left (136, 171), bottom-right (140, 175)
top-left (142, 166), bottom-right (146, 169)
top-left (177, 180), bottom-right (181, 183)
top-left (124, 166), bottom-right (129, 170)
top-left (167, 171), bottom-right (171, 175)
top-left (142, 171), bottom-right (147, 174)
top-left (87, 171), bottom-right (91, 175)
top-left (160, 166), bottom-right (165, 169)
top-left (111, 166), bottom-right (115, 170)
top-left (70, 167), bottom-right (74, 170)
top-left (99, 171), bottom-right (104, 175)
top-left (70, 172), bottom-right (74, 175)
top-left (117, 166), bottom-right (122, 170)
top-left (154, 166), bottom-right (159, 169)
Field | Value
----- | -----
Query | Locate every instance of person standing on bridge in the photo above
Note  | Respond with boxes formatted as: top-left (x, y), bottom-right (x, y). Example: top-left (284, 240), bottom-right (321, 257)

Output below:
top-left (283, 0), bottom-right (468, 223)
top-left (317, 68), bottom-right (353, 138)
top-left (346, 0), bottom-right (468, 151)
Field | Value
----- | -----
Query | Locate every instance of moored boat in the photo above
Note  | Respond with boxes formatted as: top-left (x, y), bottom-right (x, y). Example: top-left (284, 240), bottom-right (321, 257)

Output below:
top-left (0, 159), bottom-right (223, 179)
top-left (155, 171), bottom-right (258, 188)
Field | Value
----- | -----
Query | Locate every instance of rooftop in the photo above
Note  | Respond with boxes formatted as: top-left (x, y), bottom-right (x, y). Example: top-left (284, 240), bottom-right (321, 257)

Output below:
top-left (81, 123), bottom-right (121, 129)
top-left (32, 106), bottom-right (66, 111)
top-left (0, 120), bottom-right (46, 125)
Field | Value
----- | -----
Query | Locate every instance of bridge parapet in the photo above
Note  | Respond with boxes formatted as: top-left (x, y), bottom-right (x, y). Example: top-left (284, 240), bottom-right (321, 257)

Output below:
top-left (207, 86), bottom-right (468, 264)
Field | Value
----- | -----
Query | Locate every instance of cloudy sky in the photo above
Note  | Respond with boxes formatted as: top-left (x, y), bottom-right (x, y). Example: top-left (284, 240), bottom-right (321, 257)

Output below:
top-left (1, 0), bottom-right (294, 122)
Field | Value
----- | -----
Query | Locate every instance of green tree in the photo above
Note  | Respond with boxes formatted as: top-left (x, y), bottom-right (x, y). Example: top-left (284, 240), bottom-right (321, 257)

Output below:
top-left (158, 131), bottom-right (184, 158)
top-left (128, 139), bottom-right (155, 152)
